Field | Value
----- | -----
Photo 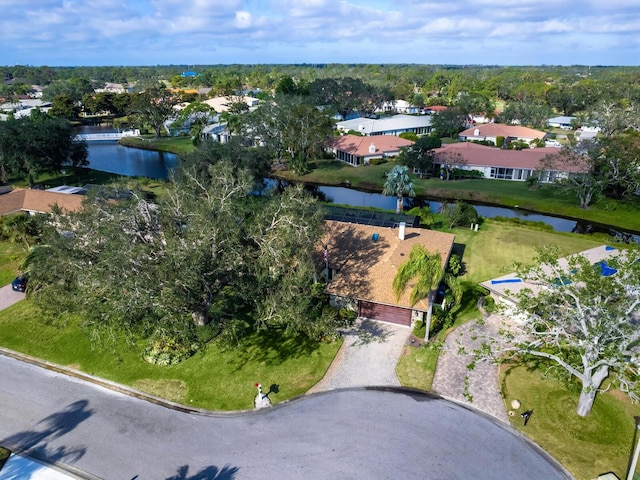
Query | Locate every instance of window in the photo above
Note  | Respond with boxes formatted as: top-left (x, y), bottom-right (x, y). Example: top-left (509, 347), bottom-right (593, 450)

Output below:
top-left (490, 167), bottom-right (514, 180)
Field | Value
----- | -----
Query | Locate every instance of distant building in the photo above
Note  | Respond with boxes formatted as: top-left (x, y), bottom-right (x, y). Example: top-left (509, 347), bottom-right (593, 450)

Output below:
top-left (336, 114), bottom-right (432, 137)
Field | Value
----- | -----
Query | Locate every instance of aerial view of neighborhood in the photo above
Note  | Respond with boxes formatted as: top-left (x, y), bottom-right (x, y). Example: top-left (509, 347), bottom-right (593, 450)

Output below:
top-left (1, 1), bottom-right (640, 479)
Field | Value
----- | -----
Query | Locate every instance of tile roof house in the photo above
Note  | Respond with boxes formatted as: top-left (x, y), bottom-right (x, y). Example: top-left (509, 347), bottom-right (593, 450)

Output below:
top-left (0, 189), bottom-right (84, 216)
top-left (328, 134), bottom-right (414, 166)
top-left (336, 114), bottom-right (432, 137)
top-left (432, 142), bottom-right (584, 182)
top-left (459, 124), bottom-right (547, 145)
top-left (321, 220), bottom-right (455, 326)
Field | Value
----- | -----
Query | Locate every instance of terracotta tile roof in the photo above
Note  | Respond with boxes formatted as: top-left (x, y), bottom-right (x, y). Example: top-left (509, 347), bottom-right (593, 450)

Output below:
top-left (433, 142), bottom-right (584, 172)
top-left (320, 221), bottom-right (455, 311)
top-left (426, 106), bottom-right (448, 112)
top-left (329, 134), bottom-right (414, 157)
top-left (0, 188), bottom-right (84, 216)
top-left (460, 123), bottom-right (546, 140)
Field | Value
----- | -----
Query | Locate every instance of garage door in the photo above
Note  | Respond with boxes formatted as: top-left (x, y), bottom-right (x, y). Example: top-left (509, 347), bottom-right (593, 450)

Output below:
top-left (359, 301), bottom-right (411, 326)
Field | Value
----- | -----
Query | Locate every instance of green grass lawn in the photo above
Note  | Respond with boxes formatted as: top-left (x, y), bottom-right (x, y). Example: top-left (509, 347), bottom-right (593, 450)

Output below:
top-left (118, 136), bottom-right (196, 155)
top-left (449, 219), bottom-right (608, 283)
top-left (0, 242), bottom-right (26, 286)
top-left (0, 301), bottom-right (341, 410)
top-left (501, 365), bottom-right (640, 480)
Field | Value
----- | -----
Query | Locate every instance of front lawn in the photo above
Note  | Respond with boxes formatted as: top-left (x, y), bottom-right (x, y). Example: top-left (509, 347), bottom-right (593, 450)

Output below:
top-left (118, 136), bottom-right (196, 156)
top-left (501, 365), bottom-right (640, 480)
top-left (0, 301), bottom-right (341, 410)
top-left (0, 242), bottom-right (26, 286)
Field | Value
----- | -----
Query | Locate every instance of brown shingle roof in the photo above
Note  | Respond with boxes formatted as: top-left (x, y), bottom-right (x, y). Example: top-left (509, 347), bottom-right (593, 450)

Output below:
top-left (329, 134), bottom-right (414, 157)
top-left (0, 188), bottom-right (84, 216)
top-left (460, 123), bottom-right (546, 140)
top-left (433, 142), bottom-right (584, 172)
top-left (321, 221), bottom-right (455, 311)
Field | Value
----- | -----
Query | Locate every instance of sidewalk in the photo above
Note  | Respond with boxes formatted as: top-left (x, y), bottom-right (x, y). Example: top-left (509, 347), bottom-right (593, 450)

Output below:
top-left (431, 314), bottom-right (509, 423)
top-left (308, 318), bottom-right (411, 393)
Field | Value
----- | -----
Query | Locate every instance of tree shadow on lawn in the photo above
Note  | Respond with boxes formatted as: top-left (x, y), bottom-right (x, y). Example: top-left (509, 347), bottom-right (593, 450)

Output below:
top-left (225, 328), bottom-right (330, 373)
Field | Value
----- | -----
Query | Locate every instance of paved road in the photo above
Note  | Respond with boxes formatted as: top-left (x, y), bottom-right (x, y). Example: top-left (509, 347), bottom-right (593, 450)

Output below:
top-left (0, 354), bottom-right (571, 480)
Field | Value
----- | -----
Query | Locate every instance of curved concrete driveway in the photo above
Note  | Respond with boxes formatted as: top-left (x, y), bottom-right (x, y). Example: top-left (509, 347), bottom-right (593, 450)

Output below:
top-left (0, 283), bottom-right (25, 311)
top-left (0, 354), bottom-right (571, 480)
top-left (308, 318), bottom-right (410, 393)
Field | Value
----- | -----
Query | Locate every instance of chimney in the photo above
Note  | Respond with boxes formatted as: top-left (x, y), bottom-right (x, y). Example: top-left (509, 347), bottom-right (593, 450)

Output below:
top-left (398, 222), bottom-right (406, 240)
top-left (369, 143), bottom-right (376, 153)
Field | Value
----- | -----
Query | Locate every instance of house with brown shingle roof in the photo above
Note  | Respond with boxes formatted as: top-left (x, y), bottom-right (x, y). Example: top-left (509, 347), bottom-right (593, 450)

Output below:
top-left (321, 220), bottom-right (455, 326)
top-left (328, 134), bottom-right (414, 166)
top-left (0, 188), bottom-right (84, 216)
top-left (459, 123), bottom-right (546, 145)
top-left (432, 142), bottom-right (585, 183)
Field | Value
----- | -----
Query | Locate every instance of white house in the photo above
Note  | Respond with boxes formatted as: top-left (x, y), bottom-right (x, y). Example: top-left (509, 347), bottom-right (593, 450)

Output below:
top-left (336, 114), bottom-right (432, 137)
top-left (547, 116), bottom-right (576, 129)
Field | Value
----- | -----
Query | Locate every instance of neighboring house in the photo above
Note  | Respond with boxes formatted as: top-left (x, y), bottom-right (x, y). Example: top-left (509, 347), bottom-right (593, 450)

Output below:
top-left (321, 220), bottom-right (455, 326)
top-left (481, 245), bottom-right (618, 310)
top-left (328, 134), bottom-right (414, 166)
top-left (378, 100), bottom-right (421, 115)
top-left (0, 188), bottom-right (84, 216)
top-left (203, 96), bottom-right (259, 113)
top-left (577, 126), bottom-right (600, 142)
top-left (94, 83), bottom-right (129, 94)
top-left (424, 106), bottom-right (448, 115)
top-left (432, 142), bottom-right (584, 183)
top-left (459, 123), bottom-right (546, 145)
top-left (547, 116), bottom-right (576, 129)
top-left (336, 114), bottom-right (432, 137)
top-left (0, 99), bottom-right (52, 120)
top-left (202, 121), bottom-right (230, 143)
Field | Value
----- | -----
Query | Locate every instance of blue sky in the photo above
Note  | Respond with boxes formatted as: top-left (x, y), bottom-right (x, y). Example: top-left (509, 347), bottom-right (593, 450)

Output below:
top-left (2, 0), bottom-right (640, 66)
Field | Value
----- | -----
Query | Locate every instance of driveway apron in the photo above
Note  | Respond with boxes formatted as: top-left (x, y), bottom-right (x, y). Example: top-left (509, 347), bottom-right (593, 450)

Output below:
top-left (0, 284), bottom-right (25, 312)
top-left (308, 318), bottom-right (411, 393)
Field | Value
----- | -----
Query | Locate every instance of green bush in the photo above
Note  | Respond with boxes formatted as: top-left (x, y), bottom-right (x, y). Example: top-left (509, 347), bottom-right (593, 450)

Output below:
top-left (447, 253), bottom-right (463, 276)
top-left (496, 135), bottom-right (505, 148)
top-left (368, 157), bottom-right (388, 166)
top-left (483, 295), bottom-right (495, 313)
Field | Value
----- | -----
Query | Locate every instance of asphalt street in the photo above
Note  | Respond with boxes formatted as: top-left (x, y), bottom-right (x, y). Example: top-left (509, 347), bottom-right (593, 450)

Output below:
top-left (0, 354), bottom-right (571, 480)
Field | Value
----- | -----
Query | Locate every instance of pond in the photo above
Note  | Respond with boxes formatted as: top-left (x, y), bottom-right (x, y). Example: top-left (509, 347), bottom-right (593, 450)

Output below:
top-left (77, 125), bottom-right (178, 180)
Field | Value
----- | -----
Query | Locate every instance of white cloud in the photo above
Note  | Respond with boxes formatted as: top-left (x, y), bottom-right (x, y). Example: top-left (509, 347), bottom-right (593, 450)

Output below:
top-left (2, 0), bottom-right (640, 65)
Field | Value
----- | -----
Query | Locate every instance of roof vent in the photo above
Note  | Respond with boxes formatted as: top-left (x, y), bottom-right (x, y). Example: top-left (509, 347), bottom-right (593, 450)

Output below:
top-left (398, 222), bottom-right (406, 240)
top-left (474, 128), bottom-right (480, 136)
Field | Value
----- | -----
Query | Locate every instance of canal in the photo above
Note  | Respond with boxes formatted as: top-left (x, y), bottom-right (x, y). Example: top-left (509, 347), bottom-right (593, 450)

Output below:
top-left (80, 131), bottom-right (635, 239)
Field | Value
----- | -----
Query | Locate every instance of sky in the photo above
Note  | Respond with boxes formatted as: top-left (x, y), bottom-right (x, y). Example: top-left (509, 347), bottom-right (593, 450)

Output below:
top-left (2, 0), bottom-right (640, 66)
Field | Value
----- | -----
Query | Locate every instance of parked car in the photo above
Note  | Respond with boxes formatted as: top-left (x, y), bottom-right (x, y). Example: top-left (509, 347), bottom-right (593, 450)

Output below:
top-left (11, 275), bottom-right (27, 292)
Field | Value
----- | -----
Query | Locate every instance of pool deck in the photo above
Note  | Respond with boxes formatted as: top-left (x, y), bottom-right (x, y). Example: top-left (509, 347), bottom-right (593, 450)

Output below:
top-left (480, 244), bottom-right (620, 303)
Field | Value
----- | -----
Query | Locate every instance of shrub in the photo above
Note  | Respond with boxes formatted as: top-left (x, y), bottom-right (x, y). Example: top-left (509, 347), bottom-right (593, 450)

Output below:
top-left (483, 295), bottom-right (495, 313)
top-left (368, 157), bottom-right (388, 166)
top-left (399, 132), bottom-right (419, 142)
top-left (496, 136), bottom-right (505, 148)
top-left (447, 253), bottom-right (463, 276)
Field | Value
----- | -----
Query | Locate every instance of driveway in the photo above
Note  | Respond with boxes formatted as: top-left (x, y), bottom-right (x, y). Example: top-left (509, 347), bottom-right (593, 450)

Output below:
top-left (308, 318), bottom-right (411, 393)
top-left (432, 314), bottom-right (510, 422)
top-left (0, 283), bottom-right (24, 312)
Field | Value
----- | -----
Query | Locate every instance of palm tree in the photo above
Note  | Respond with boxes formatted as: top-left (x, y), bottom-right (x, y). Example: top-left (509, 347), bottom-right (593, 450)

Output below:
top-left (393, 245), bottom-right (462, 341)
top-left (383, 165), bottom-right (415, 213)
